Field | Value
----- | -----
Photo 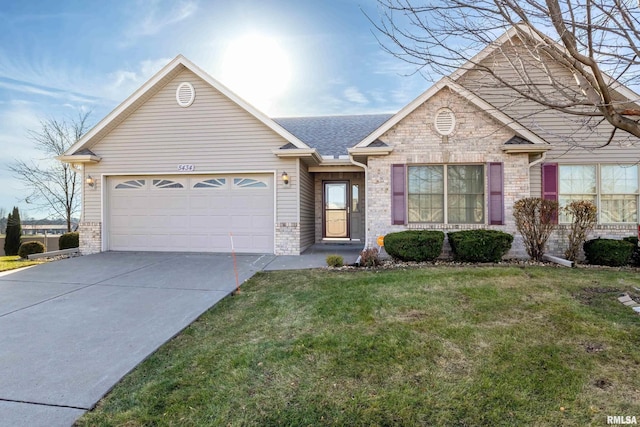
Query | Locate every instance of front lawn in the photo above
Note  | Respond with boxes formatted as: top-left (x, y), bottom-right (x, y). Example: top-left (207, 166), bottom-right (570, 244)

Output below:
top-left (0, 255), bottom-right (44, 272)
top-left (78, 266), bottom-right (640, 426)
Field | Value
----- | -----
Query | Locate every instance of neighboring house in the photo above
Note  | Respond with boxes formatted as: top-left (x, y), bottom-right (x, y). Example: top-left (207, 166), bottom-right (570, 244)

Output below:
top-left (22, 224), bottom-right (70, 235)
top-left (60, 27), bottom-right (640, 257)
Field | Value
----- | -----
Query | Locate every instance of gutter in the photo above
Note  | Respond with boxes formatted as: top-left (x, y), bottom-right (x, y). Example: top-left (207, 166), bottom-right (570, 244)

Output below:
top-left (349, 155), bottom-right (369, 250)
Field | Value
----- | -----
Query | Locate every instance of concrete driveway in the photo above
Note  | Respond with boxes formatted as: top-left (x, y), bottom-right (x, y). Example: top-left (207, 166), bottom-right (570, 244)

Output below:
top-left (0, 252), bottom-right (274, 427)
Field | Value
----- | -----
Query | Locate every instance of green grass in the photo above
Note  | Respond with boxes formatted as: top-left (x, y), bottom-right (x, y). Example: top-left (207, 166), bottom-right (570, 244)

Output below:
top-left (0, 255), bottom-right (44, 271)
top-left (78, 266), bottom-right (640, 426)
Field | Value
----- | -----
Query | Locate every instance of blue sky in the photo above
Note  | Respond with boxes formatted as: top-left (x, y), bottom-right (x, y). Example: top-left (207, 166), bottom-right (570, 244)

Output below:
top-left (0, 0), bottom-right (428, 219)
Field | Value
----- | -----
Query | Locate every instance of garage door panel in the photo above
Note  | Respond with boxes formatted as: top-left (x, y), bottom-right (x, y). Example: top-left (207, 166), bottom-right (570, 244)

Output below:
top-left (108, 175), bottom-right (274, 253)
top-left (252, 215), bottom-right (273, 229)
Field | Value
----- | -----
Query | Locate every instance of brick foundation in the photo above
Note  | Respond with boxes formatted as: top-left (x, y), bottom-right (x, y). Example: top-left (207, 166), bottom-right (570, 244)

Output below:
top-left (79, 221), bottom-right (101, 255)
top-left (275, 222), bottom-right (300, 255)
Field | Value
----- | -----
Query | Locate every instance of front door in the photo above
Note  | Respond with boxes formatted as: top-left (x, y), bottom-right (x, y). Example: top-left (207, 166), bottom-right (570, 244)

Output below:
top-left (324, 181), bottom-right (349, 238)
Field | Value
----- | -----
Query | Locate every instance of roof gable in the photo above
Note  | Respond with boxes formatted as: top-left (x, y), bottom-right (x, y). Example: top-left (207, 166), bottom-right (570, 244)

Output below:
top-left (356, 77), bottom-right (548, 148)
top-left (63, 55), bottom-right (310, 157)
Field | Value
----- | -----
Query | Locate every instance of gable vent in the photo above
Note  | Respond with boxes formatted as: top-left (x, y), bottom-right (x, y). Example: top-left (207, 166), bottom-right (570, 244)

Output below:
top-left (434, 108), bottom-right (456, 136)
top-left (176, 82), bottom-right (195, 107)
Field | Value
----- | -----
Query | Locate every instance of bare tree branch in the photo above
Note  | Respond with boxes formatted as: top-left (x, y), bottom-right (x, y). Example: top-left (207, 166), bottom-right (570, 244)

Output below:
top-left (371, 0), bottom-right (640, 142)
top-left (8, 112), bottom-right (91, 231)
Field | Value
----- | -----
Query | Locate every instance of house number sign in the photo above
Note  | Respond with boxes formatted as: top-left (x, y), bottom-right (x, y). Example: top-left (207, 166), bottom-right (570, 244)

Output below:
top-left (177, 164), bottom-right (195, 172)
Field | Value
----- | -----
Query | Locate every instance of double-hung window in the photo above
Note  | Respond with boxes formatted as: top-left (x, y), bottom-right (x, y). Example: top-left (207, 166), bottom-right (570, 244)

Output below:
top-left (558, 164), bottom-right (638, 223)
top-left (408, 165), bottom-right (484, 224)
top-left (600, 165), bottom-right (638, 223)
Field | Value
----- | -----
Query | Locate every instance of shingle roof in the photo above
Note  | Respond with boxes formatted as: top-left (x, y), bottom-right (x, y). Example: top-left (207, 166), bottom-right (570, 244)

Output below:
top-left (274, 114), bottom-right (393, 157)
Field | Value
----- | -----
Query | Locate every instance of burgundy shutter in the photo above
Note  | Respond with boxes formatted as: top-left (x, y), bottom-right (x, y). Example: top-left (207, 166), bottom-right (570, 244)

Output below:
top-left (488, 162), bottom-right (504, 225)
top-left (391, 164), bottom-right (406, 225)
top-left (541, 163), bottom-right (559, 223)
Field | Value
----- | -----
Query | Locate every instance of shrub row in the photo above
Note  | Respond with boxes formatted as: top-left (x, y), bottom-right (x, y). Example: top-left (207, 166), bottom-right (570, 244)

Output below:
top-left (583, 238), bottom-right (637, 267)
top-left (384, 230), bottom-right (445, 262)
top-left (384, 229), bottom-right (513, 263)
top-left (448, 230), bottom-right (513, 263)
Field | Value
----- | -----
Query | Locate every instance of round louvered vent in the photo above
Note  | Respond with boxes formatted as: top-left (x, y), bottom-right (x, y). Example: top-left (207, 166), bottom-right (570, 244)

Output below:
top-left (434, 108), bottom-right (455, 135)
top-left (176, 82), bottom-right (195, 107)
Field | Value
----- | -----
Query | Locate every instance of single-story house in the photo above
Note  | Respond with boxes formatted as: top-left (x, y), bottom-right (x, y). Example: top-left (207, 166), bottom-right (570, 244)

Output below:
top-left (60, 26), bottom-right (640, 257)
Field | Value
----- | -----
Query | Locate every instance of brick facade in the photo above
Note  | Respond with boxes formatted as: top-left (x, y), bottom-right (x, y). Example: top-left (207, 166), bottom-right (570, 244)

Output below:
top-left (366, 87), bottom-right (532, 259)
top-left (79, 221), bottom-right (101, 255)
top-left (275, 222), bottom-right (300, 255)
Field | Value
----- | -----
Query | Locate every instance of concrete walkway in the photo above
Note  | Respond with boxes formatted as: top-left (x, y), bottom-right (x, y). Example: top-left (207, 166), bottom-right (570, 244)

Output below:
top-left (0, 247), bottom-right (362, 427)
top-left (263, 243), bottom-right (363, 270)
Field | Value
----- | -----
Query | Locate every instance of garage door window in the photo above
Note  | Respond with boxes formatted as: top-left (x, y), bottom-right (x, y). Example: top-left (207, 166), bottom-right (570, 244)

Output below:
top-left (115, 179), bottom-right (146, 189)
top-left (233, 178), bottom-right (268, 188)
top-left (193, 178), bottom-right (227, 189)
top-left (153, 179), bottom-right (184, 189)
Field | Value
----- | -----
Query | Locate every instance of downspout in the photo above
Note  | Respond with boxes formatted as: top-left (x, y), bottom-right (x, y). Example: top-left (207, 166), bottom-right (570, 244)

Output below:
top-left (528, 152), bottom-right (546, 168)
top-left (349, 155), bottom-right (368, 250)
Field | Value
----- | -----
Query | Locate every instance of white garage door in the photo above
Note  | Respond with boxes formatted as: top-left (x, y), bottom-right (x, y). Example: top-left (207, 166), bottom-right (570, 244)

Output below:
top-left (108, 174), bottom-right (274, 253)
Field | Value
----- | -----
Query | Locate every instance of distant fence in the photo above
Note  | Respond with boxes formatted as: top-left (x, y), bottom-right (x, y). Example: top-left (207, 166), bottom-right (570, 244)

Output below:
top-left (0, 236), bottom-right (60, 257)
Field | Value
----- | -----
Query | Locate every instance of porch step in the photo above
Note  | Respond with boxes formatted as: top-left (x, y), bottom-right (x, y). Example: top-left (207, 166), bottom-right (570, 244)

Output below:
top-left (305, 243), bottom-right (364, 254)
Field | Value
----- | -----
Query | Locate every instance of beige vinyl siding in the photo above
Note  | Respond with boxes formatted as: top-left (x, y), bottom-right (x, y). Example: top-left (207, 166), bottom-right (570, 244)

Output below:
top-left (83, 69), bottom-right (297, 223)
top-left (457, 38), bottom-right (640, 165)
top-left (530, 163), bottom-right (542, 198)
top-left (299, 160), bottom-right (315, 250)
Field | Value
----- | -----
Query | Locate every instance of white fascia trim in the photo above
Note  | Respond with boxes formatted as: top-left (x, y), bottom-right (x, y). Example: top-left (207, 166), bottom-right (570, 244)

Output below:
top-left (356, 76), bottom-right (548, 148)
top-left (347, 147), bottom-right (394, 156)
top-left (447, 79), bottom-right (548, 145)
top-left (57, 154), bottom-right (101, 163)
top-left (183, 57), bottom-right (309, 149)
top-left (272, 148), bottom-right (322, 164)
top-left (355, 79), bottom-right (449, 148)
top-left (308, 165), bottom-right (364, 172)
top-left (501, 144), bottom-right (552, 154)
top-left (449, 25), bottom-right (523, 82)
top-left (65, 56), bottom-right (187, 155)
top-left (449, 24), bottom-right (640, 106)
top-left (100, 169), bottom-right (277, 177)
top-left (65, 55), bottom-right (310, 156)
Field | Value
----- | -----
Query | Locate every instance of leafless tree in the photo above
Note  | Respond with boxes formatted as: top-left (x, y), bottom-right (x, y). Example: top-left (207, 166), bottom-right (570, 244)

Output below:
top-left (371, 0), bottom-right (640, 145)
top-left (9, 112), bottom-right (91, 232)
top-left (0, 207), bottom-right (6, 234)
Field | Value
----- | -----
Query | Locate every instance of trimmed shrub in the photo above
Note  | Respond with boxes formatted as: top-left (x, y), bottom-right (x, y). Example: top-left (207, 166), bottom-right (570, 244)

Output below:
top-left (18, 241), bottom-right (45, 259)
top-left (563, 200), bottom-right (597, 262)
top-left (623, 236), bottom-right (640, 266)
top-left (448, 229), bottom-right (514, 263)
top-left (513, 197), bottom-right (558, 261)
top-left (359, 248), bottom-right (380, 267)
top-left (326, 254), bottom-right (344, 268)
top-left (59, 231), bottom-right (80, 250)
top-left (384, 230), bottom-right (444, 262)
top-left (583, 238), bottom-right (634, 266)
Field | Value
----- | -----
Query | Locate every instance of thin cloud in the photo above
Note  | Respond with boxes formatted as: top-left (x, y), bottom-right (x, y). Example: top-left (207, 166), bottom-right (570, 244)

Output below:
top-left (129, 0), bottom-right (198, 38)
top-left (103, 57), bottom-right (173, 101)
top-left (0, 78), bottom-right (99, 104)
top-left (344, 86), bottom-right (369, 104)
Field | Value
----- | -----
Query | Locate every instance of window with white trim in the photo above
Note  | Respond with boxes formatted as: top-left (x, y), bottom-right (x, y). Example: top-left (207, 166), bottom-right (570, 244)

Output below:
top-left (115, 179), bottom-right (146, 189)
top-left (153, 179), bottom-right (184, 189)
top-left (558, 164), bottom-right (638, 223)
top-left (193, 178), bottom-right (227, 189)
top-left (233, 178), bottom-right (268, 188)
top-left (408, 165), bottom-right (484, 224)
